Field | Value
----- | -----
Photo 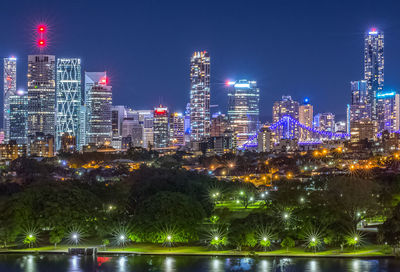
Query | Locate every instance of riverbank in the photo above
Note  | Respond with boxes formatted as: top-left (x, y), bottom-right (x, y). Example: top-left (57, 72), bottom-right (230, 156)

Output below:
top-left (0, 244), bottom-right (394, 258)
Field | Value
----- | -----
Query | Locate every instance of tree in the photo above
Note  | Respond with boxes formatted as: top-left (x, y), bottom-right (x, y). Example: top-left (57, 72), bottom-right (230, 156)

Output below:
top-left (50, 228), bottom-right (65, 248)
top-left (380, 204), bottom-right (400, 248)
top-left (281, 237), bottom-right (295, 252)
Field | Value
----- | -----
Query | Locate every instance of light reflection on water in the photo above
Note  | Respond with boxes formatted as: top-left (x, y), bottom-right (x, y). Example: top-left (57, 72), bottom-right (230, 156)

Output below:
top-left (1, 254), bottom-right (398, 272)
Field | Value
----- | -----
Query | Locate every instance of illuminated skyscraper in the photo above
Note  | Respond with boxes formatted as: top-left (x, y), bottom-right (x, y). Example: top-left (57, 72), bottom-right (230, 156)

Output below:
top-left (298, 98), bottom-right (313, 140)
top-left (3, 57), bottom-right (17, 142)
top-left (272, 96), bottom-right (299, 139)
top-left (376, 90), bottom-right (400, 133)
top-left (27, 55), bottom-right (56, 138)
top-left (348, 80), bottom-right (372, 133)
top-left (56, 58), bottom-right (81, 151)
top-left (190, 51), bottom-right (210, 141)
top-left (9, 90), bottom-right (28, 145)
top-left (85, 72), bottom-right (112, 146)
top-left (153, 105), bottom-right (169, 148)
top-left (170, 113), bottom-right (185, 146)
top-left (364, 28), bottom-right (384, 120)
top-left (227, 80), bottom-right (260, 146)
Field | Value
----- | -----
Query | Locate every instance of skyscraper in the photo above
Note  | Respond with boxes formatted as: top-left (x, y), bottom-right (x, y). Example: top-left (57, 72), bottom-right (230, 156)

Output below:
top-left (364, 28), bottom-right (384, 120)
top-left (85, 72), bottom-right (112, 146)
top-left (170, 112), bottom-right (185, 146)
top-left (227, 80), bottom-right (260, 146)
top-left (376, 90), bottom-right (400, 133)
top-left (272, 96), bottom-right (299, 140)
top-left (56, 58), bottom-right (81, 151)
top-left (348, 80), bottom-right (372, 133)
top-left (9, 90), bottom-right (28, 145)
top-left (190, 51), bottom-right (210, 142)
top-left (298, 98), bottom-right (313, 140)
top-left (27, 55), bottom-right (56, 138)
top-left (3, 57), bottom-right (17, 142)
top-left (153, 105), bottom-right (169, 148)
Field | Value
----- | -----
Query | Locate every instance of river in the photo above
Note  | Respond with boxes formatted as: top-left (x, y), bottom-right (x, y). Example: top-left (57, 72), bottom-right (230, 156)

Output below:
top-left (0, 254), bottom-right (399, 271)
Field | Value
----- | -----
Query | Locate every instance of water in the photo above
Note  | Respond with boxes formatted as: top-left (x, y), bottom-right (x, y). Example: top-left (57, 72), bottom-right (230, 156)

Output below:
top-left (0, 254), bottom-right (399, 272)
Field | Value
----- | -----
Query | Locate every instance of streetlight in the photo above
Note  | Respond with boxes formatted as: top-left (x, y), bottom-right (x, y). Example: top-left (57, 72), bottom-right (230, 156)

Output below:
top-left (167, 235), bottom-right (171, 241)
top-left (214, 236), bottom-right (219, 241)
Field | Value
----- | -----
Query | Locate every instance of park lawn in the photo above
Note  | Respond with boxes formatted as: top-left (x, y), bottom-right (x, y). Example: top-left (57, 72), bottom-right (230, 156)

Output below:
top-left (4, 244), bottom-right (391, 257)
top-left (216, 200), bottom-right (264, 211)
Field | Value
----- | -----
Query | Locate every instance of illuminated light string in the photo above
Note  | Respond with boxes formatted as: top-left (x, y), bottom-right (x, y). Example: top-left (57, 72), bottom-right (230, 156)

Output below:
top-left (240, 115), bottom-right (350, 149)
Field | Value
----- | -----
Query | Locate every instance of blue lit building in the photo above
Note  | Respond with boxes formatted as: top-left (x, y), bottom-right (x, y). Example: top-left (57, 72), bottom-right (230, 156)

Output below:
top-left (376, 90), bottom-right (399, 133)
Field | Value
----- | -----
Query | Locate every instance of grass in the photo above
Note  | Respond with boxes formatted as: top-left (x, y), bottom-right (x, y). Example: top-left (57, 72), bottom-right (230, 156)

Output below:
top-left (2, 244), bottom-right (392, 257)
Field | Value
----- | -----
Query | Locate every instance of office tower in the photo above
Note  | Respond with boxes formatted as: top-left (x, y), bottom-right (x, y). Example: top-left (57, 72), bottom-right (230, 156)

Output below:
top-left (85, 72), bottom-right (112, 146)
top-left (314, 113), bottom-right (335, 132)
top-left (153, 105), bottom-right (169, 148)
top-left (143, 116), bottom-right (154, 149)
top-left (298, 98), bottom-right (313, 140)
top-left (227, 80), bottom-right (260, 146)
top-left (350, 119), bottom-right (376, 143)
top-left (78, 105), bottom-right (86, 149)
top-left (27, 55), bottom-right (56, 138)
top-left (9, 90), bottom-right (28, 145)
top-left (272, 95), bottom-right (299, 139)
top-left (3, 57), bottom-right (17, 142)
top-left (170, 113), bottom-right (185, 146)
top-left (190, 51), bottom-right (210, 141)
top-left (111, 105), bottom-right (126, 149)
top-left (348, 80), bottom-right (372, 133)
top-left (210, 112), bottom-right (229, 137)
top-left (60, 133), bottom-right (76, 153)
top-left (376, 90), bottom-right (400, 133)
top-left (55, 58), bottom-right (81, 151)
top-left (364, 28), bottom-right (384, 120)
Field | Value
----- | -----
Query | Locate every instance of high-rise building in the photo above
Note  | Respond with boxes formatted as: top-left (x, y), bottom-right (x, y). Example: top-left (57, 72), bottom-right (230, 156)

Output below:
top-left (3, 57), bottom-right (17, 142)
top-left (348, 80), bottom-right (372, 133)
top-left (27, 55), bottom-right (56, 138)
top-left (314, 113), bottom-right (335, 132)
top-left (298, 98), bottom-right (313, 140)
top-left (210, 112), bottom-right (229, 138)
top-left (350, 119), bottom-right (376, 143)
top-left (111, 105), bottom-right (126, 149)
top-left (85, 72), bottom-right (112, 146)
top-left (153, 105), bottom-right (169, 148)
top-left (9, 90), bottom-right (28, 145)
top-left (272, 96), bottom-right (299, 139)
top-left (227, 80), bottom-right (260, 146)
top-left (56, 58), bottom-right (81, 151)
top-left (376, 90), bottom-right (400, 133)
top-left (78, 105), bottom-right (86, 150)
top-left (190, 51), bottom-right (210, 141)
top-left (364, 28), bottom-right (384, 120)
top-left (170, 113), bottom-right (185, 146)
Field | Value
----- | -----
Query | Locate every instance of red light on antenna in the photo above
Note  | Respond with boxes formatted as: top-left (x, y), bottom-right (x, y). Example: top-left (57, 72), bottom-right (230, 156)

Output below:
top-left (37, 39), bottom-right (46, 47)
top-left (38, 25), bottom-right (46, 33)
top-left (100, 77), bottom-right (107, 85)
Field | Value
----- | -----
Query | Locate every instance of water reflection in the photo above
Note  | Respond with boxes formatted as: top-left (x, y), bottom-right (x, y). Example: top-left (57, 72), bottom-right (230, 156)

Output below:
top-left (0, 254), bottom-right (398, 272)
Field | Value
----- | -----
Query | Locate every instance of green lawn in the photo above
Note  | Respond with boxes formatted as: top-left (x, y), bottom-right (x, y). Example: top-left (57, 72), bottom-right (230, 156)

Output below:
top-left (2, 244), bottom-right (392, 257)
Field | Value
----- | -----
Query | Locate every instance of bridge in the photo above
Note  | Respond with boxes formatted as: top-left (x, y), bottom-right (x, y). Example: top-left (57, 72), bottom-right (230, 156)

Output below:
top-left (240, 115), bottom-right (350, 149)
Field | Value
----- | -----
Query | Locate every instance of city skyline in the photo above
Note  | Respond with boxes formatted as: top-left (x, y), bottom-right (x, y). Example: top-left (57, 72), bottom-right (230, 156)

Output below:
top-left (1, 0), bottom-right (400, 123)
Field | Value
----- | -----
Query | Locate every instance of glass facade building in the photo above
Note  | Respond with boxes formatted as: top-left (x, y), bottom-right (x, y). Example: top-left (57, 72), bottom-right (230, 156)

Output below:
top-left (227, 80), bottom-right (260, 147)
top-left (9, 90), bottom-right (28, 145)
top-left (85, 72), bottom-right (112, 146)
top-left (56, 58), bottom-right (81, 150)
top-left (153, 105), bottom-right (169, 148)
top-left (27, 55), bottom-right (56, 138)
top-left (3, 57), bottom-right (17, 142)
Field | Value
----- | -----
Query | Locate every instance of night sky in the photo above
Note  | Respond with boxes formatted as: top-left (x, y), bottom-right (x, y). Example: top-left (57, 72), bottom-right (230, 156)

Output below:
top-left (2, 0), bottom-right (400, 123)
